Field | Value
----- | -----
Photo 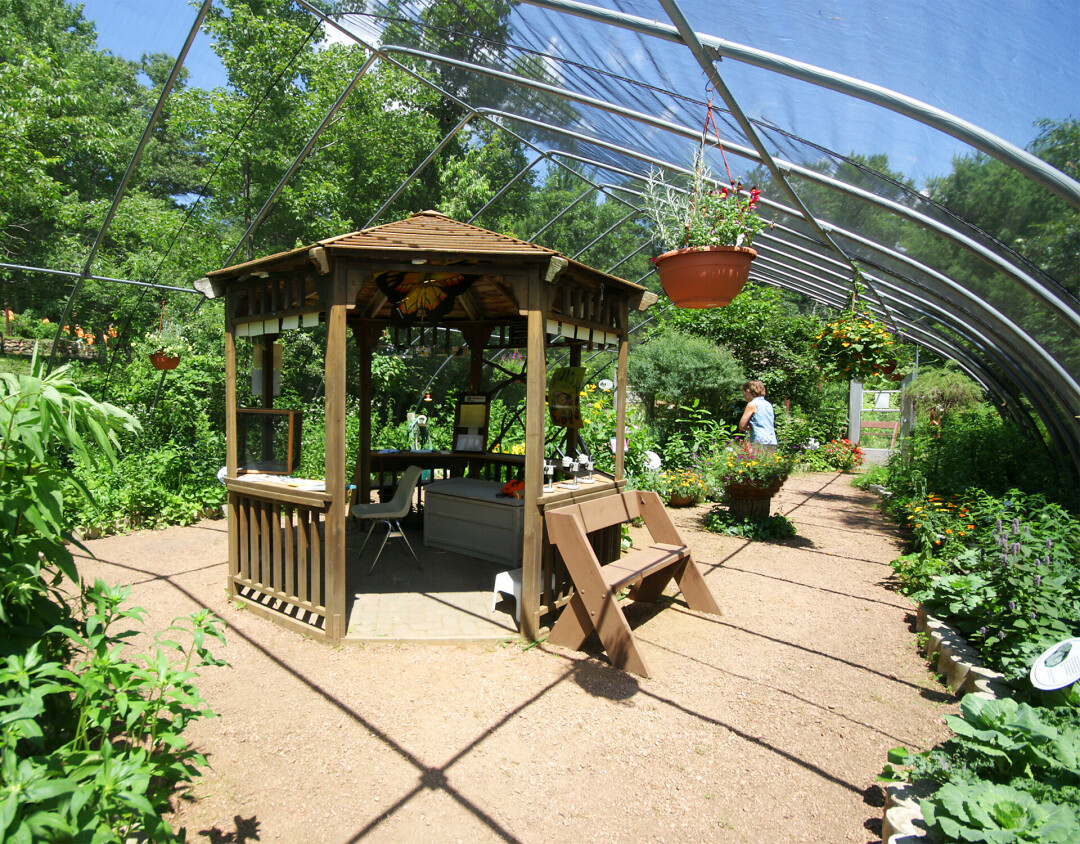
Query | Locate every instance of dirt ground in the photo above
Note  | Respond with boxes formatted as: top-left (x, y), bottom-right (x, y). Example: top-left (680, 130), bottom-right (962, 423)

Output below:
top-left (72, 472), bottom-right (955, 843)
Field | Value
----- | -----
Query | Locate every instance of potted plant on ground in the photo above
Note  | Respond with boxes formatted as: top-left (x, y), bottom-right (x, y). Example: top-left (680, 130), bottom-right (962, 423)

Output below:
top-left (636, 467), bottom-right (709, 507)
top-left (714, 441), bottom-right (798, 520)
top-left (641, 149), bottom-right (767, 308)
top-left (813, 270), bottom-right (900, 381)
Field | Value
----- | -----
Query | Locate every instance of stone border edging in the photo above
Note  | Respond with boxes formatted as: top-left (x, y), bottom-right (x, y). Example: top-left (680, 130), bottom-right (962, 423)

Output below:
top-left (879, 604), bottom-right (1010, 843)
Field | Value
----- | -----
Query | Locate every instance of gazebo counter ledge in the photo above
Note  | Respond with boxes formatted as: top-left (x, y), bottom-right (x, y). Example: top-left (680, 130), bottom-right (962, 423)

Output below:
top-left (224, 477), bottom-right (333, 641)
top-left (365, 449), bottom-right (526, 490)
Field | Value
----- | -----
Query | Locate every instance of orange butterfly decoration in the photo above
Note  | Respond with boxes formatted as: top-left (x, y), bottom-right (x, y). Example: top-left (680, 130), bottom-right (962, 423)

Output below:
top-left (375, 271), bottom-right (474, 324)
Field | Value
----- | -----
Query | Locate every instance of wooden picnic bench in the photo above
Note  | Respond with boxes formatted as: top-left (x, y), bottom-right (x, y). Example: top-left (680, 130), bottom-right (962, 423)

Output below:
top-left (544, 489), bottom-right (720, 677)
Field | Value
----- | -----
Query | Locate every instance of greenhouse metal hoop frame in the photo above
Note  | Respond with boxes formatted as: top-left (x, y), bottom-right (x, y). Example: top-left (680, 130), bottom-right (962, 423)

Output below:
top-left (18, 0), bottom-right (1079, 484)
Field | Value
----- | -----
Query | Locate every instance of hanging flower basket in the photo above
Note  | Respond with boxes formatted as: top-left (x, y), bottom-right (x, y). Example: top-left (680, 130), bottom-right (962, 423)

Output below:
top-left (667, 494), bottom-right (697, 507)
top-left (813, 272), bottom-right (899, 381)
top-left (654, 246), bottom-right (756, 309)
top-left (149, 351), bottom-right (180, 370)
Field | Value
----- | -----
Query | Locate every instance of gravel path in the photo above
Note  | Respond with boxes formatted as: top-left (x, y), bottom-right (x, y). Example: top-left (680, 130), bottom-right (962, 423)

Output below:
top-left (72, 471), bottom-right (955, 843)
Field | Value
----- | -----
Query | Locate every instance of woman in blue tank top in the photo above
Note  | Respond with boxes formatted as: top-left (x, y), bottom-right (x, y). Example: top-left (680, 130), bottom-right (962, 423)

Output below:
top-left (738, 380), bottom-right (777, 447)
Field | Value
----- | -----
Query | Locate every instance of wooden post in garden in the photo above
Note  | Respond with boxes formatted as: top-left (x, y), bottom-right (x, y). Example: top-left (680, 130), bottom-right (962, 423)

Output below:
top-left (323, 267), bottom-right (348, 641)
top-left (521, 266), bottom-right (546, 641)
top-left (355, 325), bottom-right (374, 505)
top-left (224, 317), bottom-right (238, 598)
top-left (615, 297), bottom-right (629, 480)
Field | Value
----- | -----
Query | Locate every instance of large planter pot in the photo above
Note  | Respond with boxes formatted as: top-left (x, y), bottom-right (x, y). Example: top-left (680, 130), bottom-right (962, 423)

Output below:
top-left (667, 494), bottom-right (696, 507)
top-left (654, 245), bottom-right (757, 308)
top-left (149, 351), bottom-right (180, 370)
top-left (725, 477), bottom-right (784, 521)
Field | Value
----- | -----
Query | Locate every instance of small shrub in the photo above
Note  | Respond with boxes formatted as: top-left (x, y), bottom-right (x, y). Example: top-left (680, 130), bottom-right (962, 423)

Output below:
top-left (821, 438), bottom-right (865, 471)
top-left (702, 506), bottom-right (797, 540)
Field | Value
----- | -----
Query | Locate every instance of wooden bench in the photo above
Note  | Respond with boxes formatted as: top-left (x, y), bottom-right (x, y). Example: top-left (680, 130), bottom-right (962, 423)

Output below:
top-left (544, 489), bottom-right (720, 677)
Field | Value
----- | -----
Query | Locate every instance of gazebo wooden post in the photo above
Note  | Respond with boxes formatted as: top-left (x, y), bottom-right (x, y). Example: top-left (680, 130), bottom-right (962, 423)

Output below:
top-left (224, 314), bottom-right (238, 598)
top-left (462, 325), bottom-right (488, 393)
top-left (323, 269), bottom-right (349, 641)
top-left (615, 297), bottom-right (629, 480)
top-left (355, 324), bottom-right (375, 505)
top-left (520, 267), bottom-right (546, 640)
top-left (566, 343), bottom-right (581, 456)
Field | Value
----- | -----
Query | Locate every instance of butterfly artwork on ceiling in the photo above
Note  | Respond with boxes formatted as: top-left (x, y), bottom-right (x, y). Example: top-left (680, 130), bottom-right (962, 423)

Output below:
top-left (374, 271), bottom-right (475, 324)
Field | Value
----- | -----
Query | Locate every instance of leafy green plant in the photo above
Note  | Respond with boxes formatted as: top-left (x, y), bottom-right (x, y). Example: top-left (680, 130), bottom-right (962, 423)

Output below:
top-left (0, 349), bottom-right (227, 843)
top-left (813, 274), bottom-right (900, 381)
top-left (702, 506), bottom-right (797, 540)
top-left (919, 572), bottom-right (994, 632)
top-left (922, 782), bottom-right (1080, 843)
top-left (820, 438), bottom-right (865, 471)
top-left (1, 581), bottom-right (227, 843)
top-left (0, 349), bottom-right (139, 648)
top-left (626, 328), bottom-right (744, 437)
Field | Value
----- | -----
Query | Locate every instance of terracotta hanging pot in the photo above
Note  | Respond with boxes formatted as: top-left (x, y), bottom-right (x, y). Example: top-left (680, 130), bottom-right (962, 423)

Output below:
top-left (149, 351), bottom-right (180, 370)
top-left (667, 494), bottom-right (696, 508)
top-left (654, 245), bottom-right (756, 309)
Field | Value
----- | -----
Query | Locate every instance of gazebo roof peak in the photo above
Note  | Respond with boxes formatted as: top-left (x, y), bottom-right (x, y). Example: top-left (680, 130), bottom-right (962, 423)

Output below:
top-left (317, 210), bottom-right (559, 259)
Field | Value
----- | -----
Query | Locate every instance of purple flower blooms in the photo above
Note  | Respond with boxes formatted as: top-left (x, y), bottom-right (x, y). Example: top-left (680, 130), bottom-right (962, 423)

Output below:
top-left (1012, 518), bottom-right (1020, 534)
top-left (1011, 542), bottom-right (1022, 556)
top-left (1047, 537), bottom-right (1054, 550)
top-left (1034, 574), bottom-right (1042, 587)
top-left (979, 626), bottom-right (988, 638)
top-left (1031, 611), bottom-right (1037, 619)
top-left (1008, 600), bottom-right (1017, 612)
top-left (996, 518), bottom-right (1003, 532)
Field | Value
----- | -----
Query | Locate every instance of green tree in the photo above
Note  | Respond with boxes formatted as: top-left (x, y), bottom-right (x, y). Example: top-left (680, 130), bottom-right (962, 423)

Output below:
top-left (657, 282), bottom-right (824, 417)
top-left (627, 328), bottom-right (744, 441)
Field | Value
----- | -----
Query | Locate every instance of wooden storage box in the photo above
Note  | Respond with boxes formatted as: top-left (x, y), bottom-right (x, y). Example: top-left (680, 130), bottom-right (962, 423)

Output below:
top-left (423, 478), bottom-right (524, 565)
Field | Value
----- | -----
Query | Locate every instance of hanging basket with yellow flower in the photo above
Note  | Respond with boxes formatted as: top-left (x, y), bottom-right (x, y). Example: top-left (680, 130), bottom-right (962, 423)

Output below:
top-left (813, 271), bottom-right (898, 381)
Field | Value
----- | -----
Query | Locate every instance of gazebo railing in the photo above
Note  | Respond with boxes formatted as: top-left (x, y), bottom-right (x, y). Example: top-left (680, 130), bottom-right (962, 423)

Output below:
top-left (226, 480), bottom-right (331, 634)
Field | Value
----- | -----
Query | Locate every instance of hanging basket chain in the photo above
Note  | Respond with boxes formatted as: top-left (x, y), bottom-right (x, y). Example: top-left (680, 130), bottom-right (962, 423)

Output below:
top-left (700, 95), bottom-right (735, 187)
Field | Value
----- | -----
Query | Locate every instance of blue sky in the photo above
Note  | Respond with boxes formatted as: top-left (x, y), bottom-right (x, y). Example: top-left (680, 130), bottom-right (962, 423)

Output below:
top-left (79, 0), bottom-right (228, 90)
top-left (77, 0), bottom-right (1078, 184)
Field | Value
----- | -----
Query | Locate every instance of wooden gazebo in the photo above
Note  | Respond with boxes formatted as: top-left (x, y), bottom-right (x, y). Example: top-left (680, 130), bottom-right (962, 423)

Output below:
top-left (197, 211), bottom-right (657, 642)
